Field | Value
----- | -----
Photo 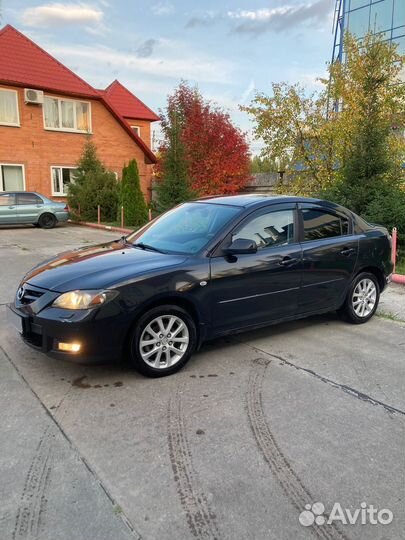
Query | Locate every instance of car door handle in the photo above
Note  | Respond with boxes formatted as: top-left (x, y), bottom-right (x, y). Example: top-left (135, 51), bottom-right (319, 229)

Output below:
top-left (279, 256), bottom-right (298, 267)
top-left (340, 247), bottom-right (356, 256)
top-left (8, 206), bottom-right (16, 209)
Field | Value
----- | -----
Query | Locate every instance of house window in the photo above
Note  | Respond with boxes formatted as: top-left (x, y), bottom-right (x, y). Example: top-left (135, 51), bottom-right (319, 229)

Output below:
top-left (44, 96), bottom-right (91, 132)
top-left (0, 89), bottom-right (19, 126)
top-left (0, 164), bottom-right (25, 191)
top-left (131, 126), bottom-right (141, 136)
top-left (51, 166), bottom-right (77, 196)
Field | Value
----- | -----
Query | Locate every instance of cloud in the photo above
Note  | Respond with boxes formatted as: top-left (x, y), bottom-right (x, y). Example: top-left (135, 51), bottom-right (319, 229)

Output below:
top-left (136, 39), bottom-right (158, 58)
top-left (46, 38), bottom-right (234, 84)
top-left (21, 2), bottom-right (104, 27)
top-left (239, 79), bottom-right (256, 104)
top-left (151, 2), bottom-right (174, 16)
top-left (228, 0), bottom-right (333, 34)
top-left (294, 70), bottom-right (326, 91)
top-left (185, 11), bottom-right (218, 29)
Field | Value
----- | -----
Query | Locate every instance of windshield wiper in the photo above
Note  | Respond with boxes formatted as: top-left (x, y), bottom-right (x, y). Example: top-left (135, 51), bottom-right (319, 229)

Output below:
top-left (132, 242), bottom-right (164, 253)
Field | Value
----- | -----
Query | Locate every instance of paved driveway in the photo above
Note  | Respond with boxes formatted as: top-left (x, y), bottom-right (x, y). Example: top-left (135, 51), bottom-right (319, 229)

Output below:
top-left (0, 224), bottom-right (404, 540)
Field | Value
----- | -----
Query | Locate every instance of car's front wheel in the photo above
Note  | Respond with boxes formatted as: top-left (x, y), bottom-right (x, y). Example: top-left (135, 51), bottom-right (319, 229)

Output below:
top-left (129, 305), bottom-right (197, 377)
top-left (338, 272), bottom-right (380, 324)
top-left (38, 213), bottom-right (57, 229)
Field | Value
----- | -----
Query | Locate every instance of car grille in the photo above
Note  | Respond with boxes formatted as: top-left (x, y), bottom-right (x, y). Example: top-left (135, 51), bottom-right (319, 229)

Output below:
top-left (19, 288), bottom-right (45, 305)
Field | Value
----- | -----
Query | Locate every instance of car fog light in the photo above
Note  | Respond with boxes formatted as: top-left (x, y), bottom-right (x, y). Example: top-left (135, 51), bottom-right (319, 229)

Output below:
top-left (57, 341), bottom-right (81, 353)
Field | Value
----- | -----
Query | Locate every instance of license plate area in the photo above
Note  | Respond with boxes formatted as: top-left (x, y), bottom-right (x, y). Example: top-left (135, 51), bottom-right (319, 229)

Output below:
top-left (7, 307), bottom-right (24, 334)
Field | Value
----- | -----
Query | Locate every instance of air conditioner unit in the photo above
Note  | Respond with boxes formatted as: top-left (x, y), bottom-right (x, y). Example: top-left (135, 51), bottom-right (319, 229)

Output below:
top-left (24, 88), bottom-right (44, 105)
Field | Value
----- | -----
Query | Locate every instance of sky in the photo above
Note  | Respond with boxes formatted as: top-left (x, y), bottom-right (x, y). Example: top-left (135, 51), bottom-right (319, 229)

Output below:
top-left (1, 0), bottom-right (336, 153)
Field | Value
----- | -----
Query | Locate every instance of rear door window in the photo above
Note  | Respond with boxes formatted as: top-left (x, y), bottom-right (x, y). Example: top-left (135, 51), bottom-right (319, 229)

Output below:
top-left (302, 209), bottom-right (349, 241)
top-left (16, 193), bottom-right (43, 205)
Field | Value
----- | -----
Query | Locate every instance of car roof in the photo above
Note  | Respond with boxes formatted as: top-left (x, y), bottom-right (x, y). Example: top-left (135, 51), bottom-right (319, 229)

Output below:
top-left (1, 191), bottom-right (41, 195)
top-left (193, 193), bottom-right (322, 208)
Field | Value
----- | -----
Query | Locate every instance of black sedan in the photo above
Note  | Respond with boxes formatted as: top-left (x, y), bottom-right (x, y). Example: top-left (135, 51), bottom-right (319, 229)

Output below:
top-left (7, 195), bottom-right (393, 377)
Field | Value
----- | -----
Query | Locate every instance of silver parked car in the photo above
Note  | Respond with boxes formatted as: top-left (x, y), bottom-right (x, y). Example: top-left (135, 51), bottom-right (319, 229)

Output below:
top-left (0, 191), bottom-right (69, 229)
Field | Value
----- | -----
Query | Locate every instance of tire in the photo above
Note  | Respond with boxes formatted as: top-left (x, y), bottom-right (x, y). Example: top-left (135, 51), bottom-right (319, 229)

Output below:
top-left (338, 272), bottom-right (380, 324)
top-left (38, 213), bottom-right (57, 229)
top-left (129, 305), bottom-right (197, 377)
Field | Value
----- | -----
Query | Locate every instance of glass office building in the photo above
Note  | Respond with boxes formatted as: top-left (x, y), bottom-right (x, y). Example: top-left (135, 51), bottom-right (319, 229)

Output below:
top-left (333, 0), bottom-right (405, 62)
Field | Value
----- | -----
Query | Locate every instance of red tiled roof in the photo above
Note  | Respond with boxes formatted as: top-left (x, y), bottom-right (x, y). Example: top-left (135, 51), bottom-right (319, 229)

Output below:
top-left (0, 25), bottom-right (97, 97)
top-left (101, 80), bottom-right (160, 122)
top-left (0, 25), bottom-right (157, 163)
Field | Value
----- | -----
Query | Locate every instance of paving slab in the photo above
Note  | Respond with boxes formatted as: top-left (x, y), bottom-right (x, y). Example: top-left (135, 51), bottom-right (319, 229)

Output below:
top-left (0, 345), bottom-right (138, 540)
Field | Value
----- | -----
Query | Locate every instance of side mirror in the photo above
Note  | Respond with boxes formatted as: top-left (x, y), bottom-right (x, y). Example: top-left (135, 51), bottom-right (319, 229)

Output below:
top-left (223, 238), bottom-right (257, 256)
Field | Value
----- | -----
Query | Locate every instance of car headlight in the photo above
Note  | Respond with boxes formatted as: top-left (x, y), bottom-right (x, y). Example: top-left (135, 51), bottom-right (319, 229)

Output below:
top-left (52, 290), bottom-right (118, 310)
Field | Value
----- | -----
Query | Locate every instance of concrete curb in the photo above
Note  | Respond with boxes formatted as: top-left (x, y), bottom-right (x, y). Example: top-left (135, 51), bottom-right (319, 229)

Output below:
top-left (68, 220), bottom-right (133, 235)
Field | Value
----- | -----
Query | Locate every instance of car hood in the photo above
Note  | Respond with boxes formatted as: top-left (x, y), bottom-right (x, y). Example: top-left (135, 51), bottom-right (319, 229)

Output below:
top-left (23, 241), bottom-right (187, 292)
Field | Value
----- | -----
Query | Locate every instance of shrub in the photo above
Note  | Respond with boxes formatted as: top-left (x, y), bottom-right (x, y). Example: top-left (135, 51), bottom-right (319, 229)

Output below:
top-left (120, 159), bottom-right (148, 227)
top-left (68, 139), bottom-right (119, 222)
top-left (362, 181), bottom-right (405, 240)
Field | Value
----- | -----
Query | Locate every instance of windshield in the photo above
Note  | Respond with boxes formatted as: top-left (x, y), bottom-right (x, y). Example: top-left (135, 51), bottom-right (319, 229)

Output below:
top-left (126, 202), bottom-right (240, 255)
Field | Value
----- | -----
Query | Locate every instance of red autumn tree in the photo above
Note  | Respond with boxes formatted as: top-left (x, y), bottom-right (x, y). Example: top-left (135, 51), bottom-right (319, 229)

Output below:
top-left (156, 83), bottom-right (251, 208)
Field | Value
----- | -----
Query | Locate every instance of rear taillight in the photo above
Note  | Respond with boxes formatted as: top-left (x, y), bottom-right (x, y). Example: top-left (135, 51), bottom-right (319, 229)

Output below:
top-left (63, 205), bottom-right (69, 212)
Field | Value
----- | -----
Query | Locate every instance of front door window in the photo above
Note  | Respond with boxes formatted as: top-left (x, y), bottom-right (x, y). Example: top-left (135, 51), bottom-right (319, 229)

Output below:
top-left (231, 209), bottom-right (295, 249)
top-left (0, 165), bottom-right (24, 191)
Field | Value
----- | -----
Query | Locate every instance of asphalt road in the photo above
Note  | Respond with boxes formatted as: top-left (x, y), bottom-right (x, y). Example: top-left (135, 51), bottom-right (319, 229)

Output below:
top-left (0, 223), bottom-right (404, 540)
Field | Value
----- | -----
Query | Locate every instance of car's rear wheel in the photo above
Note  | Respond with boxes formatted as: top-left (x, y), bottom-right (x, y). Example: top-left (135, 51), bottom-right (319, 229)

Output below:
top-left (338, 272), bottom-right (380, 324)
top-left (38, 213), bottom-right (57, 229)
top-left (129, 305), bottom-right (197, 377)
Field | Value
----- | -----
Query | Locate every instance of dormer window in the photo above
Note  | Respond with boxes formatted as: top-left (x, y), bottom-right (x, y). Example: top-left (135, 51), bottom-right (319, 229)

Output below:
top-left (131, 125), bottom-right (141, 136)
top-left (44, 96), bottom-right (91, 133)
top-left (0, 89), bottom-right (19, 126)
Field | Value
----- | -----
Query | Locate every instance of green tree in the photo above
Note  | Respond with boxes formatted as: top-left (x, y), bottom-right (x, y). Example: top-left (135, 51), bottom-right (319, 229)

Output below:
top-left (242, 83), bottom-right (336, 195)
top-left (120, 159), bottom-right (148, 227)
top-left (155, 107), bottom-right (194, 212)
top-left (243, 33), bottom-right (405, 238)
top-left (250, 155), bottom-right (276, 173)
top-left (68, 139), bottom-right (119, 222)
top-left (326, 33), bottom-right (405, 220)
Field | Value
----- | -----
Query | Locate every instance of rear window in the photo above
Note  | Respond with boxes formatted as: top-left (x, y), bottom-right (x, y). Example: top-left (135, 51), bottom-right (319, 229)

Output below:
top-left (17, 193), bottom-right (43, 205)
top-left (303, 209), bottom-right (349, 241)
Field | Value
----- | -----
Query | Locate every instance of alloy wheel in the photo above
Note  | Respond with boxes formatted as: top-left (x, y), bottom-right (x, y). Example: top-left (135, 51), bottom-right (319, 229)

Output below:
top-left (139, 315), bottom-right (189, 369)
top-left (352, 278), bottom-right (377, 318)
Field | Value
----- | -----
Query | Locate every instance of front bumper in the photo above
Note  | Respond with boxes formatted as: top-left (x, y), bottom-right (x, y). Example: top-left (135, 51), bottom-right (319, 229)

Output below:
top-left (7, 302), bottom-right (126, 364)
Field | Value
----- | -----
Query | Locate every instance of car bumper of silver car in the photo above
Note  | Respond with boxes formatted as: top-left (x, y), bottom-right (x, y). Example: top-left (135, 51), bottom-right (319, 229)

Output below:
top-left (54, 211), bottom-right (69, 222)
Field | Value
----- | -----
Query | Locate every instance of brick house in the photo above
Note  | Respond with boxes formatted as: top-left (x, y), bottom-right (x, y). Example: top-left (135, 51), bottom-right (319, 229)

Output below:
top-left (0, 25), bottom-right (159, 201)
